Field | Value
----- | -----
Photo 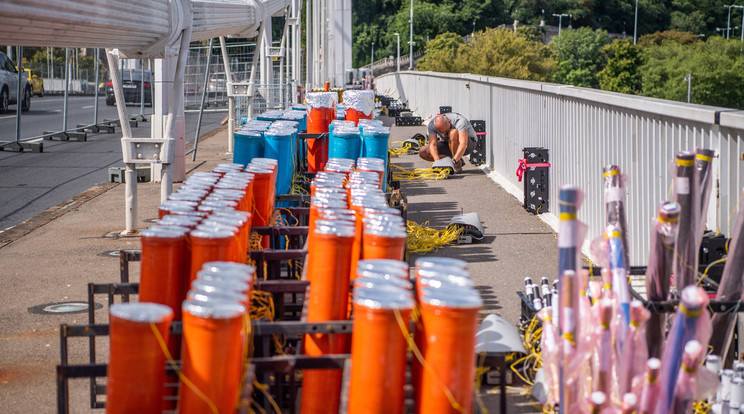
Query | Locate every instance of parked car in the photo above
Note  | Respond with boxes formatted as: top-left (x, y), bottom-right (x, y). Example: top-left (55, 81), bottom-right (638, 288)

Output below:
top-left (106, 69), bottom-right (153, 106)
top-left (22, 68), bottom-right (43, 97)
top-left (0, 52), bottom-right (31, 113)
top-left (207, 72), bottom-right (235, 97)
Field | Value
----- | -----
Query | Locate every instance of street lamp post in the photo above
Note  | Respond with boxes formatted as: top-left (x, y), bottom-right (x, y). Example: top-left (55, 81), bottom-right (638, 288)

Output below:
top-left (394, 33), bottom-right (400, 72)
top-left (725, 5), bottom-right (734, 39)
top-left (633, 0), bottom-right (639, 44)
top-left (371, 41), bottom-right (374, 68)
top-left (553, 13), bottom-right (569, 36)
top-left (684, 73), bottom-right (691, 103)
top-left (409, 0), bottom-right (414, 70)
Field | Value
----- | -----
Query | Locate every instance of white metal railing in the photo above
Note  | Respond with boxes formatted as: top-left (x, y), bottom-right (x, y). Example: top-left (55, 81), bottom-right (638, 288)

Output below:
top-left (376, 71), bottom-right (744, 265)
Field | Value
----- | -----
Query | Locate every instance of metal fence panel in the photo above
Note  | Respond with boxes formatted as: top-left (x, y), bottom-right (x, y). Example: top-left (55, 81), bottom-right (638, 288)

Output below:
top-left (376, 71), bottom-right (744, 265)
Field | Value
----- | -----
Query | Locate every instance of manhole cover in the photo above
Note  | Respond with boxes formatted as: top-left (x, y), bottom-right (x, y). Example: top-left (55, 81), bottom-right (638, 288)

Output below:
top-left (28, 301), bottom-right (103, 315)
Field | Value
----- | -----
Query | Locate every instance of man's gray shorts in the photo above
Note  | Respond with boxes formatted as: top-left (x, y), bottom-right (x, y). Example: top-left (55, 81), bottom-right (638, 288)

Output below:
top-left (436, 136), bottom-right (476, 157)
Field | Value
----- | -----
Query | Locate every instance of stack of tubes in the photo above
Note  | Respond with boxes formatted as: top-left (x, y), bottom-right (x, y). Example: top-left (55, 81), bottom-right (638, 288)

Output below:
top-left (539, 147), bottom-right (744, 412)
top-left (105, 260), bottom-right (255, 414)
top-left (302, 157), bottom-right (484, 414)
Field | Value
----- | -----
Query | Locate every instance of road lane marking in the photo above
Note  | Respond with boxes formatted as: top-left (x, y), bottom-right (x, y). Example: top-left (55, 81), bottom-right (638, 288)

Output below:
top-left (82, 105), bottom-right (94, 109)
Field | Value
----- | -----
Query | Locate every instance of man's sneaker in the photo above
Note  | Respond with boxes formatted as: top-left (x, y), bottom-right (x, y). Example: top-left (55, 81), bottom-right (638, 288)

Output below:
top-left (453, 158), bottom-right (463, 174)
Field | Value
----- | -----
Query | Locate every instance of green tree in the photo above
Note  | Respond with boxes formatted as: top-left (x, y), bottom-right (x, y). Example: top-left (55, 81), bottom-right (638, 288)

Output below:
top-left (458, 28), bottom-right (555, 81)
top-left (417, 32), bottom-right (465, 72)
top-left (638, 29), bottom-right (700, 47)
top-left (640, 36), bottom-right (744, 108)
top-left (550, 27), bottom-right (611, 88)
top-left (597, 39), bottom-right (643, 94)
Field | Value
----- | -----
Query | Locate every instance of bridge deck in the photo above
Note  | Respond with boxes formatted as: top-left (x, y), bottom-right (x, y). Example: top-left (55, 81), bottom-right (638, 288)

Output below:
top-left (0, 116), bottom-right (555, 412)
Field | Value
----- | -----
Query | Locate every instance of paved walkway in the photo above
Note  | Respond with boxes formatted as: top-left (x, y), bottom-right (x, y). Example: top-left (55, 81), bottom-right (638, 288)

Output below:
top-left (0, 118), bottom-right (558, 413)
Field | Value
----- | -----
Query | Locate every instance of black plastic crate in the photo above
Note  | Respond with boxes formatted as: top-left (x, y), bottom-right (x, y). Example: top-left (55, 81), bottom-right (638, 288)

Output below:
top-left (395, 116), bottom-right (423, 127)
top-left (523, 147), bottom-right (549, 163)
top-left (470, 120), bottom-right (486, 133)
top-left (439, 106), bottom-right (452, 114)
top-left (469, 133), bottom-right (486, 166)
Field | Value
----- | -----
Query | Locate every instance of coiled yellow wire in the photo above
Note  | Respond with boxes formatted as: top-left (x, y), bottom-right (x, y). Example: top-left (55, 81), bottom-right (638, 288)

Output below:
top-left (406, 220), bottom-right (463, 253)
top-left (391, 164), bottom-right (450, 181)
top-left (388, 141), bottom-right (414, 156)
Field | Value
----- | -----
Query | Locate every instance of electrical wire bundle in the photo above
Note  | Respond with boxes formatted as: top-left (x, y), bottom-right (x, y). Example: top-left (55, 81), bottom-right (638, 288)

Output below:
top-left (406, 220), bottom-right (464, 253)
top-left (390, 163), bottom-right (451, 181)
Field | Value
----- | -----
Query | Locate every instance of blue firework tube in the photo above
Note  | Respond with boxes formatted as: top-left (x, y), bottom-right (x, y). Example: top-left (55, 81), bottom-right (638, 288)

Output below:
top-left (603, 165), bottom-right (630, 268)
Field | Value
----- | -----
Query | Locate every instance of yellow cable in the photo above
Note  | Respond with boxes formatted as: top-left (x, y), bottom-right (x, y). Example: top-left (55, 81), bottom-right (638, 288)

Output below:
top-left (406, 220), bottom-right (464, 253)
top-left (148, 323), bottom-right (220, 414)
top-left (390, 164), bottom-right (450, 181)
top-left (392, 308), bottom-right (467, 414)
top-left (253, 380), bottom-right (282, 414)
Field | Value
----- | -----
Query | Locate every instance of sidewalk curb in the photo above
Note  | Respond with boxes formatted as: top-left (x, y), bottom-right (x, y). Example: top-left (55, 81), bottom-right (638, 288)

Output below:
top-left (0, 181), bottom-right (119, 249)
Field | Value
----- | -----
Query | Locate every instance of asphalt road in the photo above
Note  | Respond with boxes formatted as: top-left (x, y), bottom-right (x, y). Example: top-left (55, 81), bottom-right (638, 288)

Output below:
top-left (0, 95), bottom-right (227, 231)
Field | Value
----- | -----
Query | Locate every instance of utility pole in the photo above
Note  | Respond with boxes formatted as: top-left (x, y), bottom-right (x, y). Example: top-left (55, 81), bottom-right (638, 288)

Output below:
top-left (725, 5), bottom-right (734, 39)
top-left (394, 33), bottom-right (400, 72)
top-left (371, 41), bottom-right (374, 68)
top-left (409, 0), bottom-right (414, 70)
top-left (633, 0), bottom-right (639, 44)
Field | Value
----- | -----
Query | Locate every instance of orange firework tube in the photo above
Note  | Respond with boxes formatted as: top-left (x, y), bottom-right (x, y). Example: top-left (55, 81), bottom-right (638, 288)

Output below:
top-left (362, 219), bottom-right (407, 261)
top-left (106, 303), bottom-right (173, 414)
top-left (178, 300), bottom-right (246, 414)
top-left (245, 165), bottom-right (274, 227)
top-left (345, 107), bottom-right (374, 126)
top-left (357, 258), bottom-right (410, 275)
top-left (411, 266), bottom-right (472, 407)
top-left (189, 227), bottom-right (236, 284)
top-left (306, 92), bottom-right (336, 171)
top-left (158, 200), bottom-right (198, 219)
top-left (156, 214), bottom-right (202, 229)
top-left (211, 211), bottom-right (252, 261)
top-left (301, 220), bottom-right (355, 414)
top-left (308, 196), bottom-right (349, 253)
top-left (139, 225), bottom-right (191, 322)
top-left (342, 90), bottom-right (375, 126)
top-left (417, 286), bottom-right (482, 414)
top-left (348, 287), bottom-right (414, 414)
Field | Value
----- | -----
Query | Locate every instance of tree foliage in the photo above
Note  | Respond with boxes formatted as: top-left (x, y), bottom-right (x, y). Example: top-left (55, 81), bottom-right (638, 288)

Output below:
top-left (597, 39), bottom-right (643, 94)
top-left (419, 29), bottom-right (554, 81)
top-left (416, 32), bottom-right (465, 73)
top-left (550, 27), bottom-right (611, 88)
top-left (640, 36), bottom-right (744, 108)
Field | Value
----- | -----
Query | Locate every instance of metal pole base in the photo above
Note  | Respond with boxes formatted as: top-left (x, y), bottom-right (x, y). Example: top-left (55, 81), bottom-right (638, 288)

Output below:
top-left (0, 141), bottom-right (43, 152)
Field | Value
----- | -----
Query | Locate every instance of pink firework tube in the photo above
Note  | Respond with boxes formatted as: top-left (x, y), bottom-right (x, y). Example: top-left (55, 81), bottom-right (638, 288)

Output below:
top-left (538, 308), bottom-right (560, 407)
top-left (638, 358), bottom-right (661, 414)
top-left (589, 391), bottom-right (606, 414)
top-left (673, 151), bottom-right (701, 292)
top-left (601, 267), bottom-right (613, 299)
top-left (621, 393), bottom-right (638, 414)
top-left (618, 301), bottom-right (649, 396)
top-left (594, 299), bottom-right (615, 398)
top-left (669, 340), bottom-right (705, 413)
top-left (560, 270), bottom-right (576, 408)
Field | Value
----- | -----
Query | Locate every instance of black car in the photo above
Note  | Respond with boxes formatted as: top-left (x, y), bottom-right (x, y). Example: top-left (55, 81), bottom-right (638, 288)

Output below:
top-left (106, 69), bottom-right (153, 106)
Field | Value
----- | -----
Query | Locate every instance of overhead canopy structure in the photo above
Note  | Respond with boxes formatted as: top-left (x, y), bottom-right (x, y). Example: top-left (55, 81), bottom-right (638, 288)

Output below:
top-left (0, 0), bottom-right (290, 57)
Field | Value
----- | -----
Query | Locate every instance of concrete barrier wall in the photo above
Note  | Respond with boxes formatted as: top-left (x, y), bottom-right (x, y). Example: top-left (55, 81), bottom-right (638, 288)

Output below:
top-left (377, 71), bottom-right (744, 265)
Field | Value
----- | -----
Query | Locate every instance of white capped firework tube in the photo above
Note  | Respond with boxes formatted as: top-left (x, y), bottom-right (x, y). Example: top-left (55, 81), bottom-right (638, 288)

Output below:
top-left (560, 270), bottom-right (576, 407)
top-left (606, 225), bottom-right (630, 326)
top-left (696, 148), bottom-right (715, 237)
top-left (621, 393), bottom-right (638, 414)
top-left (638, 358), bottom-right (662, 414)
top-left (673, 151), bottom-right (701, 293)
top-left (710, 187), bottom-right (744, 359)
top-left (645, 202), bottom-right (680, 358)
top-left (604, 165), bottom-right (630, 268)
top-left (658, 286), bottom-right (711, 414)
